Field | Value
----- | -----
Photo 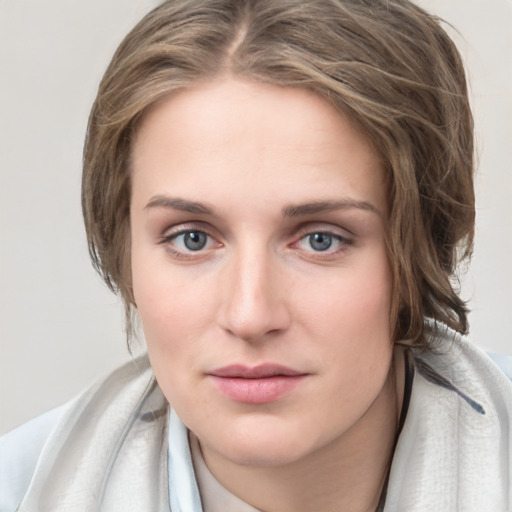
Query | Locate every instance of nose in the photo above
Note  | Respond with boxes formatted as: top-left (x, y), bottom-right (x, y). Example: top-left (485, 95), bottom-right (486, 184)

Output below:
top-left (219, 248), bottom-right (290, 342)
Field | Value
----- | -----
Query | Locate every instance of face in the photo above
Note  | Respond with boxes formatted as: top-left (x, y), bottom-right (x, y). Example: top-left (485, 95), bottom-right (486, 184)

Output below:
top-left (130, 77), bottom-right (393, 469)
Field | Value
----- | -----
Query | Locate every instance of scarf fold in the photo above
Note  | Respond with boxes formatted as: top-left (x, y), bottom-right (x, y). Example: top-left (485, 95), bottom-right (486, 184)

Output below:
top-left (386, 332), bottom-right (512, 510)
top-left (17, 356), bottom-right (171, 512)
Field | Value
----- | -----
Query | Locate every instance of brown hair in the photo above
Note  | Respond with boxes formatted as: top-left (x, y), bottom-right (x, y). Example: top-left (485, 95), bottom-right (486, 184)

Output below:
top-left (82, 0), bottom-right (475, 347)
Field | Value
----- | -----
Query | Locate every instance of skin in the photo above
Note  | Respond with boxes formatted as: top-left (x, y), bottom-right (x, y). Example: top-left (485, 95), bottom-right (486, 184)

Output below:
top-left (130, 77), bottom-right (404, 512)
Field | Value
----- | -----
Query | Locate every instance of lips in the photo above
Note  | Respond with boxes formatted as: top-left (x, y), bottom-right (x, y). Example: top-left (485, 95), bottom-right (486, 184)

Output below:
top-left (210, 364), bottom-right (304, 379)
top-left (208, 364), bottom-right (307, 404)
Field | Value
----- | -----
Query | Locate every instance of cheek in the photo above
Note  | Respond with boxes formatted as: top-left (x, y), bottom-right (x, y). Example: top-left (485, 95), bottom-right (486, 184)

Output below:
top-left (295, 250), bottom-right (393, 392)
top-left (131, 263), bottom-right (209, 410)
top-left (131, 245), bottom-right (204, 358)
top-left (134, 271), bottom-right (210, 345)
top-left (298, 253), bottom-right (392, 338)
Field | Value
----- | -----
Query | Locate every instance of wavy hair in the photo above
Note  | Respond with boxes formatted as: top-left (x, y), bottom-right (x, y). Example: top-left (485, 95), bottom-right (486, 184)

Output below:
top-left (82, 0), bottom-right (475, 347)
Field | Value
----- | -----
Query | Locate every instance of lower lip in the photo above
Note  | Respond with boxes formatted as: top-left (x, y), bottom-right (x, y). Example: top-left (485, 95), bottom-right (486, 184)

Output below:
top-left (210, 375), bottom-right (306, 404)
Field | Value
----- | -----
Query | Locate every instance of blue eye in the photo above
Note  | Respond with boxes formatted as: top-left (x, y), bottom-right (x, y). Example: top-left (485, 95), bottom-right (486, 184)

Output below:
top-left (181, 231), bottom-right (208, 251)
top-left (307, 233), bottom-right (334, 252)
top-left (295, 230), bottom-right (349, 256)
top-left (165, 230), bottom-right (212, 253)
top-left (159, 226), bottom-right (223, 260)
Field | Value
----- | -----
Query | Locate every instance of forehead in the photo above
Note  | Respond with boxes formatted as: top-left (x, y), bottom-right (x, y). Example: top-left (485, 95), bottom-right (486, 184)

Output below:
top-left (131, 77), bottom-right (386, 216)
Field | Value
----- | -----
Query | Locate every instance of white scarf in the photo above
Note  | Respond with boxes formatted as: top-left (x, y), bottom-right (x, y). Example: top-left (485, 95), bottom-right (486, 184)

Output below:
top-left (17, 331), bottom-right (512, 511)
top-left (386, 334), bottom-right (512, 510)
top-left (17, 357), bottom-right (173, 511)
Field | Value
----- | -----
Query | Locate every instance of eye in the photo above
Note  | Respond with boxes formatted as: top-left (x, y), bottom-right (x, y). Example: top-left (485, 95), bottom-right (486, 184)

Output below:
top-left (159, 228), bottom-right (220, 258)
top-left (294, 230), bottom-right (352, 256)
top-left (175, 231), bottom-right (209, 251)
top-left (306, 232), bottom-right (336, 252)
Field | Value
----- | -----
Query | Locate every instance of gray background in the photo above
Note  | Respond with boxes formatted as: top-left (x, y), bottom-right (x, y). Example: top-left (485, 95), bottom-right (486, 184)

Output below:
top-left (1, 0), bottom-right (511, 435)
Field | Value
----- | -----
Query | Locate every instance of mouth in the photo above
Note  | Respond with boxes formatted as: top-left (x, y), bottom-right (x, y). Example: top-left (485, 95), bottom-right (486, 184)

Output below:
top-left (207, 364), bottom-right (308, 404)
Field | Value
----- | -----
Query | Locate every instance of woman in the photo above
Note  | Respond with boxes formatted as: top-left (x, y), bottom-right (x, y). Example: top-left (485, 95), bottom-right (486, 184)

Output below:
top-left (1, 0), bottom-right (511, 510)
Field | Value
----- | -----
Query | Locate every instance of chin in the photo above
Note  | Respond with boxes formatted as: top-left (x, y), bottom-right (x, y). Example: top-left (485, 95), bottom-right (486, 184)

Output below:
top-left (220, 441), bottom-right (310, 468)
top-left (197, 418), bottom-right (322, 468)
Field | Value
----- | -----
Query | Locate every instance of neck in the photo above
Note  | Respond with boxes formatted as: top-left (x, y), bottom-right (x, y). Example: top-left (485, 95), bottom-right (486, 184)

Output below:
top-left (200, 348), bottom-right (406, 512)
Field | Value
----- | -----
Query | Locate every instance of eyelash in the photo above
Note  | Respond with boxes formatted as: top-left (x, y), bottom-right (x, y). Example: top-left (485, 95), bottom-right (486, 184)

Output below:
top-left (158, 228), bottom-right (220, 260)
top-left (157, 226), bottom-right (353, 261)
top-left (293, 230), bottom-right (353, 259)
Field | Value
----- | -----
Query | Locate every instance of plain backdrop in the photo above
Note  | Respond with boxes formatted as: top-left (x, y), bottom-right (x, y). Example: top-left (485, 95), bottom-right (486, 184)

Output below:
top-left (1, 0), bottom-right (511, 436)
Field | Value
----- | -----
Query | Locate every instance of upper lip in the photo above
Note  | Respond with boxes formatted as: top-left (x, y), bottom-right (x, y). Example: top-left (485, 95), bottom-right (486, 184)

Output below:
top-left (208, 364), bottom-right (306, 379)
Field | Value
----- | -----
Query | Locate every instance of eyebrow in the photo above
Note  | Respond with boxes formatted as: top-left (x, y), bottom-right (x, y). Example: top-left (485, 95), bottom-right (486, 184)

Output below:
top-left (144, 195), bottom-right (381, 218)
top-left (145, 195), bottom-right (215, 215)
top-left (282, 199), bottom-right (381, 218)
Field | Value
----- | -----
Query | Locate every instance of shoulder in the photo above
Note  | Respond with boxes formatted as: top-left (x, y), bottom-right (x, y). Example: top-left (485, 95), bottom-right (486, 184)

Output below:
top-left (0, 355), bottom-right (157, 511)
top-left (418, 323), bottom-right (512, 415)
top-left (487, 352), bottom-right (512, 381)
top-left (386, 327), bottom-right (512, 509)
top-left (0, 404), bottom-right (69, 512)
top-left (423, 321), bottom-right (512, 377)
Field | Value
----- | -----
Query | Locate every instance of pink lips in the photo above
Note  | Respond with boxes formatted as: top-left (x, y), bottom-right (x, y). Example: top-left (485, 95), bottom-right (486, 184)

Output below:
top-left (208, 364), bottom-right (307, 404)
